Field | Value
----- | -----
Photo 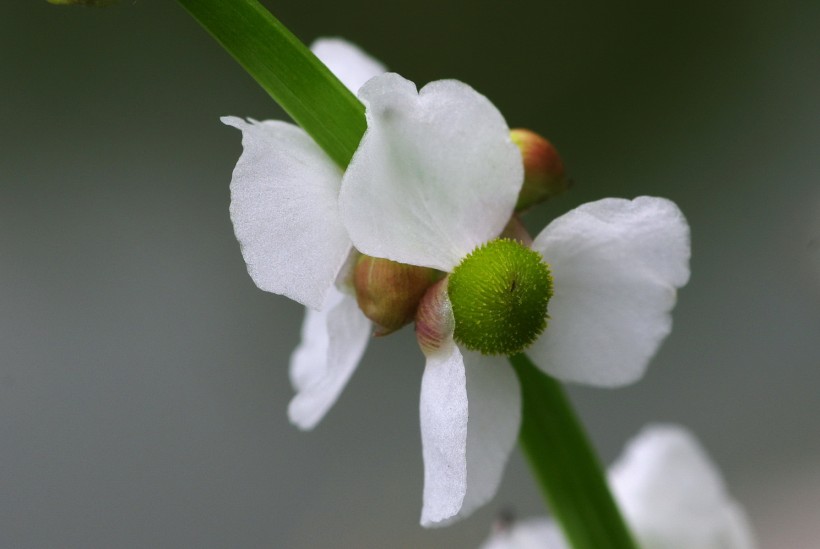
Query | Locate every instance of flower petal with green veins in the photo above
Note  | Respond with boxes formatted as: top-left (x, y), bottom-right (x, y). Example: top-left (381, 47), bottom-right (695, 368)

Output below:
top-left (340, 73), bottom-right (523, 272)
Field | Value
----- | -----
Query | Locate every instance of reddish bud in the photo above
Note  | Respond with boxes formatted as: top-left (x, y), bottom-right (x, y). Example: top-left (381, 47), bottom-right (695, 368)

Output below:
top-left (510, 128), bottom-right (569, 211)
top-left (353, 255), bottom-right (439, 336)
top-left (414, 278), bottom-right (454, 356)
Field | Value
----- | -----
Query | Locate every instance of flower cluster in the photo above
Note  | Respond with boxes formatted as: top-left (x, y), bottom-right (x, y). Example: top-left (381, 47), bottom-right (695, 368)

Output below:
top-left (224, 38), bottom-right (691, 526)
top-left (481, 425), bottom-right (757, 549)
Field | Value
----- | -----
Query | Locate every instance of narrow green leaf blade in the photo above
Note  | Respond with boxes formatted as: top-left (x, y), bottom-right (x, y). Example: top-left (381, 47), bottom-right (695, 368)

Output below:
top-left (177, 0), bottom-right (366, 168)
top-left (511, 354), bottom-right (639, 549)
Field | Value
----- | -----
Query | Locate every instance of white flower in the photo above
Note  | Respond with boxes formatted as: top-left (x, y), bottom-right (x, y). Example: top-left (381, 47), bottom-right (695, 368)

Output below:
top-left (338, 72), bottom-right (690, 525)
top-left (224, 37), bottom-right (690, 528)
top-left (480, 425), bottom-right (757, 549)
top-left (223, 38), bottom-right (386, 430)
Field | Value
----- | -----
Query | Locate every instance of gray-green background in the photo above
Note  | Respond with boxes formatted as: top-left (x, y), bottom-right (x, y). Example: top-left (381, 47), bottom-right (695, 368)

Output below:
top-left (2, 1), bottom-right (819, 547)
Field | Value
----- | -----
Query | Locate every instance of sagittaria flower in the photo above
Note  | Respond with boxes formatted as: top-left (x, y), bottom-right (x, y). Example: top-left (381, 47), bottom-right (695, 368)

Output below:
top-left (481, 425), bottom-right (757, 549)
top-left (224, 38), bottom-right (690, 527)
top-left (338, 71), bottom-right (690, 525)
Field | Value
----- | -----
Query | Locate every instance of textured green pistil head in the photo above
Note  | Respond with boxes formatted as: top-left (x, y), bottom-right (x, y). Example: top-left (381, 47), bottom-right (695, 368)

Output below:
top-left (448, 238), bottom-right (553, 356)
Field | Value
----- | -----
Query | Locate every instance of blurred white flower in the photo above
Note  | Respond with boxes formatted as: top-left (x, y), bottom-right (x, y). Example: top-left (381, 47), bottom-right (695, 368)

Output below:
top-left (480, 425), bottom-right (757, 549)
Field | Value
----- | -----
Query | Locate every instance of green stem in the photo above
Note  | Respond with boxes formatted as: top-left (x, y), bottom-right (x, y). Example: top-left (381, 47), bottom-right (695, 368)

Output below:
top-left (510, 354), bottom-right (639, 549)
top-left (177, 0), bottom-right (366, 168)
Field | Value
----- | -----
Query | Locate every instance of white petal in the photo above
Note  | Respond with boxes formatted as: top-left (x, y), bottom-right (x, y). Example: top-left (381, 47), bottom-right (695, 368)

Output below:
top-left (310, 38), bottom-right (387, 93)
top-left (419, 339), bottom-right (468, 526)
top-left (340, 74), bottom-right (523, 272)
top-left (478, 426), bottom-right (756, 549)
top-left (480, 518), bottom-right (566, 549)
top-left (529, 197), bottom-right (691, 386)
top-left (288, 286), bottom-right (371, 430)
top-left (223, 117), bottom-right (350, 310)
top-left (609, 425), bottom-right (757, 549)
top-left (456, 350), bottom-right (520, 523)
top-left (421, 350), bottom-right (520, 527)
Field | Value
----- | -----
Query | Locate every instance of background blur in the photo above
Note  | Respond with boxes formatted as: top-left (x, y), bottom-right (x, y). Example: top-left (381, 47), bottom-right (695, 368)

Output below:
top-left (2, 1), bottom-right (819, 547)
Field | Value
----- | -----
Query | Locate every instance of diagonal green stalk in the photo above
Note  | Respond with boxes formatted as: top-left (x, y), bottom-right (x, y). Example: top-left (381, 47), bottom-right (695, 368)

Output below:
top-left (178, 2), bottom-right (637, 547)
top-left (511, 354), bottom-right (639, 549)
top-left (177, 0), bottom-right (366, 168)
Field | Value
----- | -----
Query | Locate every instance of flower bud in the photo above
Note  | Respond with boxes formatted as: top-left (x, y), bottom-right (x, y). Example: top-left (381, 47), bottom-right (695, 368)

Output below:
top-left (354, 255), bottom-right (439, 336)
top-left (414, 278), bottom-right (454, 356)
top-left (448, 239), bottom-right (553, 355)
top-left (510, 128), bottom-right (569, 211)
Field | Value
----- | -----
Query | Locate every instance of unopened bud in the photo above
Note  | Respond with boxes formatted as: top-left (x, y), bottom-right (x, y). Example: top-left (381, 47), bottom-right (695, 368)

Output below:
top-left (354, 255), bottom-right (439, 336)
top-left (510, 129), bottom-right (568, 211)
top-left (414, 278), bottom-right (454, 356)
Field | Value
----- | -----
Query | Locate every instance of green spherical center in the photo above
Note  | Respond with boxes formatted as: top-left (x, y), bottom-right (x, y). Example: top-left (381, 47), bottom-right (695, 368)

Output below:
top-left (448, 238), bottom-right (553, 356)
